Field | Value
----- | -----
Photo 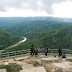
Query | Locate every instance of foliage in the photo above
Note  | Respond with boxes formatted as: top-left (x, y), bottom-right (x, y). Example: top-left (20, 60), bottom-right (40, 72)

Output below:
top-left (28, 60), bottom-right (39, 67)
top-left (66, 59), bottom-right (72, 62)
top-left (0, 63), bottom-right (22, 72)
top-left (33, 61), bottom-right (39, 66)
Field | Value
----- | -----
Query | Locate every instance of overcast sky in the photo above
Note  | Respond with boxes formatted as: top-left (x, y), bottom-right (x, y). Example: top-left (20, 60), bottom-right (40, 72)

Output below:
top-left (0, 0), bottom-right (72, 18)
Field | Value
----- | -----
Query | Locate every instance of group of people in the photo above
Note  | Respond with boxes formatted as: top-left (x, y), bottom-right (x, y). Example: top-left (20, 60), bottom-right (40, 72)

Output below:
top-left (58, 47), bottom-right (66, 58)
top-left (31, 45), bottom-right (66, 58)
top-left (31, 45), bottom-right (38, 56)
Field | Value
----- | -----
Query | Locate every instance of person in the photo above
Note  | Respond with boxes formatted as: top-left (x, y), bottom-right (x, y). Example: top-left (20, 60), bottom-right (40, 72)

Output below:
top-left (31, 45), bottom-right (35, 56)
top-left (45, 47), bottom-right (48, 56)
top-left (62, 53), bottom-right (66, 58)
top-left (35, 48), bottom-right (38, 56)
top-left (58, 47), bottom-right (62, 57)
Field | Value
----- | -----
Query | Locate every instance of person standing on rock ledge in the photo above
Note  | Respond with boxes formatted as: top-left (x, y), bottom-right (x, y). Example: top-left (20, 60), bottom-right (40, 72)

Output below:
top-left (45, 47), bottom-right (48, 56)
top-left (31, 45), bottom-right (35, 56)
top-left (58, 47), bottom-right (62, 57)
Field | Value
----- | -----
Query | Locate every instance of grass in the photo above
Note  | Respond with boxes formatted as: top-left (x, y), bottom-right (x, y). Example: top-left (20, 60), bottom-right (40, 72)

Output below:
top-left (27, 60), bottom-right (41, 67)
top-left (0, 63), bottom-right (22, 72)
top-left (66, 59), bottom-right (72, 62)
top-left (33, 61), bottom-right (39, 66)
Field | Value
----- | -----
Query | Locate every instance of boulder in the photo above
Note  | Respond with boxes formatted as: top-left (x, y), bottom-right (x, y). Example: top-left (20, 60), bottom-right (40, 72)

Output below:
top-left (0, 69), bottom-right (7, 72)
top-left (20, 66), bottom-right (46, 72)
top-left (41, 57), bottom-right (58, 62)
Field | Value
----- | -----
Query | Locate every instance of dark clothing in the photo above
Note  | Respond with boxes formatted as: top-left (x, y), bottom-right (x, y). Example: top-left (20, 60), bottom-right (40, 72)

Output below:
top-left (58, 48), bottom-right (62, 56)
top-left (31, 47), bottom-right (35, 55)
top-left (59, 52), bottom-right (62, 56)
top-left (45, 52), bottom-right (47, 56)
top-left (45, 48), bottom-right (48, 56)
top-left (62, 54), bottom-right (66, 58)
top-left (47, 48), bottom-right (48, 52)
top-left (31, 47), bottom-right (34, 52)
top-left (31, 51), bottom-right (34, 55)
top-left (35, 49), bottom-right (38, 55)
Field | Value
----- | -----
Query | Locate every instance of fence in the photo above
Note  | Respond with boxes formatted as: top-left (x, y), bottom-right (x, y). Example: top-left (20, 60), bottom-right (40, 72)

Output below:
top-left (0, 49), bottom-right (72, 59)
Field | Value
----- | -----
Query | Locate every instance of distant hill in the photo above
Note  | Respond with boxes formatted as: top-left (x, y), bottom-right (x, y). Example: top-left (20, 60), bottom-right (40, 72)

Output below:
top-left (0, 17), bottom-right (72, 28)
top-left (0, 28), bottom-right (22, 50)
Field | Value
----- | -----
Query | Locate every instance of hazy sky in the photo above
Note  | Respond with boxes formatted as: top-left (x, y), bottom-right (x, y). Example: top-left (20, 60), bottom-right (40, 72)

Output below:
top-left (0, 0), bottom-right (72, 18)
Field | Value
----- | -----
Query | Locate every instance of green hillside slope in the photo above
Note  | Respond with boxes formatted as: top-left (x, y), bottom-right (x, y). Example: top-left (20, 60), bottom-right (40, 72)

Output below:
top-left (3, 20), bottom-right (72, 52)
top-left (0, 28), bottom-right (23, 50)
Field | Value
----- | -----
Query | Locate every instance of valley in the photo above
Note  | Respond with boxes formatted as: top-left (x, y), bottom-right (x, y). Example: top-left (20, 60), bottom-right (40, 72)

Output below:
top-left (0, 17), bottom-right (72, 52)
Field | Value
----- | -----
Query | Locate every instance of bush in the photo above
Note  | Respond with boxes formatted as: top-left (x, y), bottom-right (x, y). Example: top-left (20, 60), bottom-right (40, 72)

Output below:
top-left (33, 61), bottom-right (39, 66)
top-left (0, 63), bottom-right (22, 72)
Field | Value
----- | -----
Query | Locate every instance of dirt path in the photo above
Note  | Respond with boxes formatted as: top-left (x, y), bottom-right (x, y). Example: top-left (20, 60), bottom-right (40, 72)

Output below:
top-left (7, 37), bottom-right (26, 48)
top-left (0, 37), bottom-right (27, 52)
top-left (0, 50), bottom-right (5, 53)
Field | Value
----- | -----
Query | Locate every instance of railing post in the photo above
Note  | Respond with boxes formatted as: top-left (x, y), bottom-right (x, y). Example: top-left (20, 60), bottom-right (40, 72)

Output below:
top-left (49, 48), bottom-right (50, 54)
top-left (7, 52), bottom-right (9, 57)
top-left (42, 48), bottom-right (43, 54)
top-left (28, 49), bottom-right (30, 55)
top-left (0, 53), bottom-right (1, 58)
top-left (15, 51), bottom-right (16, 56)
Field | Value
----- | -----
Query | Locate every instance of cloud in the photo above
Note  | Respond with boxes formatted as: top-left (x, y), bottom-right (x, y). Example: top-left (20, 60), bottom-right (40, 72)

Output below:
top-left (41, 0), bottom-right (67, 14)
top-left (52, 1), bottom-right (72, 18)
top-left (0, 0), bottom-right (70, 14)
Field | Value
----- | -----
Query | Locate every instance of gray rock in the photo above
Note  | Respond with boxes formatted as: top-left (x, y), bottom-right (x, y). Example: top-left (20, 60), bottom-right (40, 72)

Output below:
top-left (0, 69), bottom-right (7, 72)
top-left (4, 62), bottom-right (9, 65)
top-left (20, 66), bottom-right (46, 72)
top-left (41, 57), bottom-right (58, 62)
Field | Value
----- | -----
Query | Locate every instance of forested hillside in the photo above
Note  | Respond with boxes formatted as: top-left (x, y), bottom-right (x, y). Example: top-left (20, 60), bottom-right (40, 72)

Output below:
top-left (0, 17), bottom-right (72, 52)
top-left (0, 28), bottom-right (22, 50)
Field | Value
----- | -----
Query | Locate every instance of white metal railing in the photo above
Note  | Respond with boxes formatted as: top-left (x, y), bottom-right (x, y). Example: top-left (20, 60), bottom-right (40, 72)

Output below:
top-left (0, 49), bottom-right (72, 59)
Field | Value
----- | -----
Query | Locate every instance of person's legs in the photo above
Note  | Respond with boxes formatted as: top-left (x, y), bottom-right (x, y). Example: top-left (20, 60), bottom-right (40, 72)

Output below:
top-left (59, 52), bottom-right (62, 56)
top-left (45, 52), bottom-right (46, 56)
top-left (61, 52), bottom-right (62, 56)
top-left (46, 52), bottom-right (47, 56)
top-left (59, 52), bottom-right (60, 56)
top-left (31, 51), bottom-right (32, 55)
top-left (33, 51), bottom-right (34, 55)
top-left (45, 52), bottom-right (47, 56)
top-left (31, 51), bottom-right (33, 56)
top-left (60, 52), bottom-right (62, 56)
